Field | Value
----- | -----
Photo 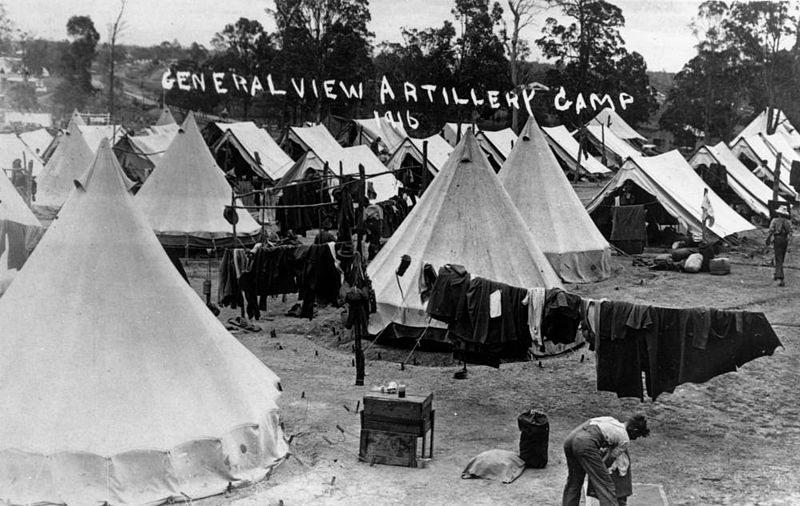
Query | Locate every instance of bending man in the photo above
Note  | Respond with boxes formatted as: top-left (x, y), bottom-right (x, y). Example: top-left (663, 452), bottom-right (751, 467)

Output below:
top-left (562, 414), bottom-right (650, 506)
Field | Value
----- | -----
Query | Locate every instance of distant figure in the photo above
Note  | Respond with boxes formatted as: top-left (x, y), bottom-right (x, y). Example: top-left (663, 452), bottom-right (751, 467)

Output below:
top-left (369, 136), bottom-right (382, 155)
top-left (767, 204), bottom-right (792, 287)
top-left (562, 414), bottom-right (650, 506)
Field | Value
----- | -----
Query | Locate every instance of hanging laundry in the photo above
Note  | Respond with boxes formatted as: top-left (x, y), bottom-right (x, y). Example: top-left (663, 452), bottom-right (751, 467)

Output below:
top-left (489, 290), bottom-right (502, 318)
top-left (522, 287), bottom-right (546, 349)
top-left (427, 264), bottom-right (470, 324)
top-left (418, 263), bottom-right (438, 303)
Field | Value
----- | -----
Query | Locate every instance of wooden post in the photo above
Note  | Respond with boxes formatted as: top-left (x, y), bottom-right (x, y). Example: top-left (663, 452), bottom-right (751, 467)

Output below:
top-left (600, 123), bottom-right (607, 166)
top-left (773, 153), bottom-right (783, 204)
top-left (319, 162), bottom-right (328, 234)
top-left (357, 165), bottom-right (366, 258)
top-left (22, 152), bottom-right (31, 206)
top-left (422, 140), bottom-right (429, 192)
top-left (576, 127), bottom-right (585, 177)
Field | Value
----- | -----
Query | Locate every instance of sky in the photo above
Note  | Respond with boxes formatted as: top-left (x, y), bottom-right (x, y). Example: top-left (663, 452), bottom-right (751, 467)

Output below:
top-left (5, 0), bottom-right (704, 73)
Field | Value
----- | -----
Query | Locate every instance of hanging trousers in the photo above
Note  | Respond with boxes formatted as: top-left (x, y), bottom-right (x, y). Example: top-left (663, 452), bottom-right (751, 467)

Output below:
top-left (774, 236), bottom-right (788, 281)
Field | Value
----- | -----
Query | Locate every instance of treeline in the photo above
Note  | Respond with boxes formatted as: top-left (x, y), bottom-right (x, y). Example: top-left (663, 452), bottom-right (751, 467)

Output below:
top-left (661, 1), bottom-right (800, 146)
top-left (15, 0), bottom-right (800, 141)
top-left (14, 0), bottom-right (660, 135)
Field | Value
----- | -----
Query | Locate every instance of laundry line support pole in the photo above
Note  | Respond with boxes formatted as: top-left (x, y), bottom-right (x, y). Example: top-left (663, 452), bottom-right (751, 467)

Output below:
top-left (773, 152), bottom-right (783, 204)
top-left (357, 164), bottom-right (365, 257)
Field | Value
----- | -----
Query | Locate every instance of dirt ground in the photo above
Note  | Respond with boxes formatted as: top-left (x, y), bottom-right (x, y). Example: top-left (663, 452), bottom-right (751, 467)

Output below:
top-left (173, 207), bottom-right (800, 506)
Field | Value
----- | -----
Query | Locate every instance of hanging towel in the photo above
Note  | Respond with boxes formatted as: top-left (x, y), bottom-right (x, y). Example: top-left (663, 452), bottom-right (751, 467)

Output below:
top-left (489, 289), bottom-right (502, 318)
top-left (522, 287), bottom-right (547, 348)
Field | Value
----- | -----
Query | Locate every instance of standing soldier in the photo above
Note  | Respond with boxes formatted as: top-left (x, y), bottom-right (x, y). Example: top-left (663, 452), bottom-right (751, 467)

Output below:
top-left (767, 203), bottom-right (792, 287)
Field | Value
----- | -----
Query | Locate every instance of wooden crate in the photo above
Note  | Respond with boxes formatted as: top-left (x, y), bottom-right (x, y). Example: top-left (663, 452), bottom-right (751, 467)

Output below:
top-left (362, 392), bottom-right (433, 421)
top-left (359, 429), bottom-right (418, 467)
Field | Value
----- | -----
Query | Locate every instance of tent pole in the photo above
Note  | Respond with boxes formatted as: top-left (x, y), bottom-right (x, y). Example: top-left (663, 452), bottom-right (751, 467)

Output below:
top-left (422, 140), bottom-right (429, 193)
top-left (772, 152), bottom-right (783, 204)
top-left (357, 164), bottom-right (365, 257)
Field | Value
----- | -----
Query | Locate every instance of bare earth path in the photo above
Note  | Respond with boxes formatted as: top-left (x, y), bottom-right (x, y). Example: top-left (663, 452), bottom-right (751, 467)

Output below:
top-left (188, 224), bottom-right (800, 506)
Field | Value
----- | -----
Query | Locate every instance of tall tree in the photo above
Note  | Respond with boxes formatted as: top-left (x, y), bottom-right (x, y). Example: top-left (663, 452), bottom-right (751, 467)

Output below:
top-left (269, 0), bottom-right (374, 122)
top-left (690, 0), bottom-right (730, 139)
top-left (210, 18), bottom-right (275, 119)
top-left (53, 16), bottom-right (100, 114)
top-left (536, 0), bottom-right (655, 126)
top-left (107, 0), bottom-right (127, 123)
top-left (0, 2), bottom-right (15, 55)
top-left (453, 0), bottom-right (508, 93)
top-left (503, 0), bottom-right (543, 131)
top-left (374, 22), bottom-right (457, 133)
top-left (723, 1), bottom-right (797, 133)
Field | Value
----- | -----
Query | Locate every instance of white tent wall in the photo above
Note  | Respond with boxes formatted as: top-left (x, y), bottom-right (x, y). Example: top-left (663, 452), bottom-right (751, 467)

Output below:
top-left (542, 125), bottom-right (611, 176)
top-left (476, 128), bottom-right (517, 169)
top-left (18, 128), bottom-right (54, 163)
top-left (442, 122), bottom-right (480, 146)
top-left (367, 131), bottom-right (562, 337)
top-left (211, 122), bottom-right (293, 182)
top-left (730, 135), bottom-right (797, 199)
top-left (589, 108), bottom-right (647, 142)
top-left (385, 135), bottom-right (453, 179)
top-left (585, 124), bottom-right (642, 169)
top-left (34, 123), bottom-right (96, 211)
top-left (586, 150), bottom-right (755, 241)
top-left (0, 134), bottom-right (44, 178)
top-left (688, 143), bottom-right (775, 221)
top-left (499, 117), bottom-right (612, 283)
top-left (352, 117), bottom-right (408, 153)
top-left (286, 124), bottom-right (343, 161)
top-left (0, 140), bottom-right (288, 505)
top-left (734, 108), bottom-right (800, 149)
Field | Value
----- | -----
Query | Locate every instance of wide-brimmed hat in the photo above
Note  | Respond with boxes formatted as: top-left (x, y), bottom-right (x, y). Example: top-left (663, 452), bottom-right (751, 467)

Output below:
top-left (336, 242), bottom-right (355, 260)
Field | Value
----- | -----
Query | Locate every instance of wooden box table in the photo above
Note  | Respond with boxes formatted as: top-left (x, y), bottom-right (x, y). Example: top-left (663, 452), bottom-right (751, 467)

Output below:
top-left (359, 392), bottom-right (434, 467)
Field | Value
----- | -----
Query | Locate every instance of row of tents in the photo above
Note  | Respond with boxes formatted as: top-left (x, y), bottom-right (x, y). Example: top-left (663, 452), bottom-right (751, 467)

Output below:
top-left (1, 100), bottom-right (797, 504)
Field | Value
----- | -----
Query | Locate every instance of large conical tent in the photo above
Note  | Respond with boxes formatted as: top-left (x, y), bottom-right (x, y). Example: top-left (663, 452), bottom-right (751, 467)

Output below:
top-left (156, 106), bottom-right (177, 126)
top-left (34, 121), bottom-right (96, 210)
top-left (499, 117), bottom-right (612, 283)
top-left (367, 131), bottom-right (562, 338)
top-left (136, 112), bottom-right (262, 247)
top-left (0, 140), bottom-right (288, 505)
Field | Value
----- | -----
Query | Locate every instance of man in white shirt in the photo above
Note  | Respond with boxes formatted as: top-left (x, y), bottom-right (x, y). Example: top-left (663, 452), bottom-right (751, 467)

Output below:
top-left (562, 414), bottom-right (650, 506)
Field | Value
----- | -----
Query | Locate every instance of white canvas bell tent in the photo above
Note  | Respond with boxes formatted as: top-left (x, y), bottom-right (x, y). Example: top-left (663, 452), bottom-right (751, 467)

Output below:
top-left (733, 108), bottom-right (800, 149)
top-left (586, 150), bottom-right (756, 241)
top-left (135, 112), bottom-right (262, 248)
top-left (689, 142), bottom-right (776, 221)
top-left (34, 121), bottom-right (96, 211)
top-left (385, 134), bottom-right (454, 184)
top-left (19, 127), bottom-right (54, 161)
top-left (542, 125), bottom-right (611, 176)
top-left (0, 139), bottom-right (288, 504)
top-left (285, 124), bottom-right (343, 161)
top-left (114, 127), bottom-right (178, 183)
top-left (155, 106), bottom-right (177, 126)
top-left (589, 108), bottom-right (647, 143)
top-left (0, 133), bottom-right (44, 178)
top-left (211, 121), bottom-right (293, 182)
top-left (499, 117), bottom-right (612, 283)
top-left (349, 117), bottom-right (409, 153)
top-left (584, 124), bottom-right (643, 169)
top-left (729, 134), bottom-right (797, 200)
top-left (475, 127), bottom-right (518, 171)
top-left (367, 131), bottom-right (562, 341)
